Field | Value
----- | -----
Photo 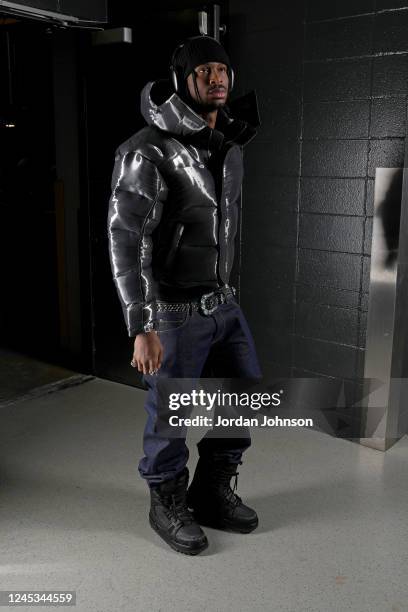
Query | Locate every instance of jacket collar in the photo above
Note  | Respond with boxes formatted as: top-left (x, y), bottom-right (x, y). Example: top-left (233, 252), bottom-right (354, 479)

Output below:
top-left (140, 79), bottom-right (258, 150)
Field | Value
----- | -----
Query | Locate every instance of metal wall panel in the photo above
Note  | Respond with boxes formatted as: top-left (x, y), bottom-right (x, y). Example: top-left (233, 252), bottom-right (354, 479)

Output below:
top-left (361, 167), bottom-right (408, 450)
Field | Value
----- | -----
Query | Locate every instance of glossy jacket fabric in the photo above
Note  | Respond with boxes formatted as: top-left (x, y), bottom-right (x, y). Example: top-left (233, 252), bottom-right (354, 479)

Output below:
top-left (108, 79), bottom-right (257, 337)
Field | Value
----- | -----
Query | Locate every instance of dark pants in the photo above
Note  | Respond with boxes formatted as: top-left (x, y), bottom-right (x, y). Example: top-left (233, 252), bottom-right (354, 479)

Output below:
top-left (139, 297), bottom-right (262, 486)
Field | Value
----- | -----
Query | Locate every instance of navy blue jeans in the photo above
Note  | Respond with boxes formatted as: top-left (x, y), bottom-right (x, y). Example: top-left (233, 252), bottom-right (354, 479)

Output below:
top-left (139, 297), bottom-right (262, 486)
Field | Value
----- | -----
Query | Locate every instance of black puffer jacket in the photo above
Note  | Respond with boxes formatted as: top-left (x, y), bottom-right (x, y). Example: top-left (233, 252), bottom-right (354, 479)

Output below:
top-left (108, 79), bottom-right (258, 337)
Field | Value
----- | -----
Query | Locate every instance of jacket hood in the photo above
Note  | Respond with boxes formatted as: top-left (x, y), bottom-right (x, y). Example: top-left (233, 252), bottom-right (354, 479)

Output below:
top-left (140, 79), bottom-right (259, 149)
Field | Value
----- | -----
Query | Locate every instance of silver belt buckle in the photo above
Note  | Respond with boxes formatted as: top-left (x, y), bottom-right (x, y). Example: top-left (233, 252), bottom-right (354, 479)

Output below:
top-left (200, 291), bottom-right (223, 315)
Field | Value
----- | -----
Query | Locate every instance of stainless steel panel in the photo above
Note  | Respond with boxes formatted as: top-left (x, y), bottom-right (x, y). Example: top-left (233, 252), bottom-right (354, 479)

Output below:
top-left (361, 168), bottom-right (407, 450)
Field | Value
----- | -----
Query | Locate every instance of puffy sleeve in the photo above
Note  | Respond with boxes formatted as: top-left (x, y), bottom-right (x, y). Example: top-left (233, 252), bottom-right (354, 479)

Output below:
top-left (107, 150), bottom-right (168, 337)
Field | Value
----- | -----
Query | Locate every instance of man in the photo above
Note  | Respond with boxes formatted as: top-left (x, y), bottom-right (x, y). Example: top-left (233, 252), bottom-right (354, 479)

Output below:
top-left (108, 35), bottom-right (262, 555)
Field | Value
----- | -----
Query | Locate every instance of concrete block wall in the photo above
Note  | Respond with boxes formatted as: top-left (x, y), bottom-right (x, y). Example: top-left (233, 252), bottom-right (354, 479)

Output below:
top-left (229, 0), bottom-right (408, 383)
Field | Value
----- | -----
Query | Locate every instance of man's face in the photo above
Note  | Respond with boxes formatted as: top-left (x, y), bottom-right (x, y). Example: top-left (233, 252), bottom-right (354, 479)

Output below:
top-left (186, 62), bottom-right (229, 110)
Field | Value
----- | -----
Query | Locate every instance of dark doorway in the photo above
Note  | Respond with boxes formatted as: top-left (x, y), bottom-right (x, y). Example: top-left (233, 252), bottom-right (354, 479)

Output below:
top-left (0, 19), bottom-right (60, 363)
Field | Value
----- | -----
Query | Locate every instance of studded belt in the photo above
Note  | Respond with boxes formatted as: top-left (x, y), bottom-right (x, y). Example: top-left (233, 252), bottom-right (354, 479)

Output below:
top-left (156, 285), bottom-right (237, 316)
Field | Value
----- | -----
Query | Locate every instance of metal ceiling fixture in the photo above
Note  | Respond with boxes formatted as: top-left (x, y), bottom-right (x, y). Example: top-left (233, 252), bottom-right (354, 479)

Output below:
top-left (0, 0), bottom-right (106, 28)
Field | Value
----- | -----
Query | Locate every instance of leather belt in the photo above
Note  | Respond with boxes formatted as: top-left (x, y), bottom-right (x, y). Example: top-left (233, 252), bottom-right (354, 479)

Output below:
top-left (156, 285), bottom-right (236, 316)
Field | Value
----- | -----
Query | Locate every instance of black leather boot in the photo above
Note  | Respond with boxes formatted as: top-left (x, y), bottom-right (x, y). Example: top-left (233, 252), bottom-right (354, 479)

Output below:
top-left (187, 458), bottom-right (258, 533)
top-left (149, 467), bottom-right (208, 555)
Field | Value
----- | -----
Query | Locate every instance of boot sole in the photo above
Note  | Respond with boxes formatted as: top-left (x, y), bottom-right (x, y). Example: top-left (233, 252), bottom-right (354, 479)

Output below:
top-left (149, 515), bottom-right (209, 555)
top-left (191, 512), bottom-right (259, 534)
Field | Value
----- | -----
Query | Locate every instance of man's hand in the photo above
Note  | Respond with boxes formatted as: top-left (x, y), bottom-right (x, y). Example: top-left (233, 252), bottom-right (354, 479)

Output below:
top-left (132, 331), bottom-right (163, 375)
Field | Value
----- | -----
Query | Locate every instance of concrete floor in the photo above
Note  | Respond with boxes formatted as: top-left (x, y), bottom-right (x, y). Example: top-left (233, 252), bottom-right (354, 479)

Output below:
top-left (0, 377), bottom-right (407, 612)
top-left (0, 349), bottom-right (90, 406)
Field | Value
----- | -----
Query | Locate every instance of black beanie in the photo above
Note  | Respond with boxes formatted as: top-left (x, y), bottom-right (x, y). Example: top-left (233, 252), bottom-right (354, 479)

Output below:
top-left (171, 35), bottom-right (231, 81)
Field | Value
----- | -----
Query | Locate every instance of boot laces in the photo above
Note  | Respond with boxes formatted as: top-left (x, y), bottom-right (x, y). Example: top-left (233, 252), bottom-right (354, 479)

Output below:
top-left (162, 489), bottom-right (194, 525)
top-left (214, 467), bottom-right (242, 508)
